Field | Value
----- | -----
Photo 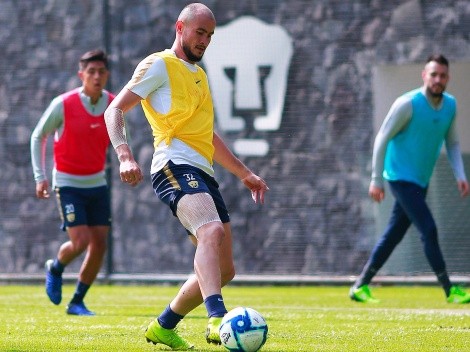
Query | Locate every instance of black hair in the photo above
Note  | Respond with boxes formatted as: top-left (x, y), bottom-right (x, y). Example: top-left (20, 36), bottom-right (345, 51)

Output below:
top-left (426, 54), bottom-right (449, 67)
top-left (79, 49), bottom-right (109, 71)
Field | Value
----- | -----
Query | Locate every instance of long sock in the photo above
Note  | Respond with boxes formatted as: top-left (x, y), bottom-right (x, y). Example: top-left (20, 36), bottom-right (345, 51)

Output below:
top-left (355, 264), bottom-right (378, 288)
top-left (204, 294), bottom-right (227, 318)
top-left (436, 271), bottom-right (452, 296)
top-left (157, 305), bottom-right (184, 329)
top-left (70, 281), bottom-right (90, 304)
top-left (50, 258), bottom-right (65, 276)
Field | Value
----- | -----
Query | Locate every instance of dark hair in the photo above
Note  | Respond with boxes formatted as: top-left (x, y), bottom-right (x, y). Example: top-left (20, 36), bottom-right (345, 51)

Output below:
top-left (79, 49), bottom-right (109, 71)
top-left (426, 54), bottom-right (449, 67)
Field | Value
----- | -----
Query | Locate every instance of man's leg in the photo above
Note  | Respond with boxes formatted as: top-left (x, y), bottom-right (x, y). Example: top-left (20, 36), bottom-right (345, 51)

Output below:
top-left (390, 182), bottom-right (452, 296)
top-left (146, 219), bottom-right (235, 349)
top-left (66, 225), bottom-right (108, 316)
top-left (46, 187), bottom-right (86, 305)
top-left (354, 198), bottom-right (411, 288)
top-left (351, 182), bottom-right (412, 302)
top-left (169, 222), bottom-right (235, 316)
top-left (45, 225), bottom-right (90, 306)
top-left (76, 225), bottom-right (108, 285)
top-left (147, 166), bottom-right (234, 348)
top-left (203, 222), bottom-right (235, 343)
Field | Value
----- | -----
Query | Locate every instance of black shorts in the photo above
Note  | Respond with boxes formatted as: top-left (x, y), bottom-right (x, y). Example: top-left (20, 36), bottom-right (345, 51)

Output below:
top-left (151, 161), bottom-right (230, 223)
top-left (55, 186), bottom-right (111, 231)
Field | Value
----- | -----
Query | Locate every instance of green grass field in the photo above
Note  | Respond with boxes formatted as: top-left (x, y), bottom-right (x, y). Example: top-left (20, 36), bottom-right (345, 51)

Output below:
top-left (0, 284), bottom-right (469, 351)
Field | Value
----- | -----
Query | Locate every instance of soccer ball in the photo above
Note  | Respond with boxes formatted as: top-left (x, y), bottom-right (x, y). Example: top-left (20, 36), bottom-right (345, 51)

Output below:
top-left (219, 307), bottom-right (268, 352)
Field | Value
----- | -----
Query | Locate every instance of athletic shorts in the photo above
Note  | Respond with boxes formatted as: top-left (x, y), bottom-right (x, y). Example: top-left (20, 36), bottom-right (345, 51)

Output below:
top-left (54, 186), bottom-right (111, 231)
top-left (151, 161), bottom-right (230, 224)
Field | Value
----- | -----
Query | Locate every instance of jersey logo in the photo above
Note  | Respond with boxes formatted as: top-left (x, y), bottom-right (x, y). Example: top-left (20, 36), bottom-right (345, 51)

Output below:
top-left (184, 173), bottom-right (199, 188)
top-left (188, 180), bottom-right (199, 188)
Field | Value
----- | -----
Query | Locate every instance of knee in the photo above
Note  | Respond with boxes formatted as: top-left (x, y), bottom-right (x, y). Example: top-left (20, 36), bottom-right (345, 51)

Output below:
top-left (198, 222), bottom-right (225, 246)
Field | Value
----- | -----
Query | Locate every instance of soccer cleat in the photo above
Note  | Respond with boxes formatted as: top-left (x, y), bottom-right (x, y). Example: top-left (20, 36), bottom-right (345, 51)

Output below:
top-left (349, 285), bottom-right (380, 303)
top-left (205, 316), bottom-right (223, 345)
top-left (66, 302), bottom-right (96, 316)
top-left (45, 259), bottom-right (62, 305)
top-left (145, 319), bottom-right (194, 350)
top-left (447, 286), bottom-right (470, 304)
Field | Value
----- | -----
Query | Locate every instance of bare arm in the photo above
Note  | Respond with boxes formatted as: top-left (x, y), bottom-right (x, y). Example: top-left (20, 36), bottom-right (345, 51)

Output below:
top-left (104, 88), bottom-right (144, 187)
top-left (212, 132), bottom-right (269, 204)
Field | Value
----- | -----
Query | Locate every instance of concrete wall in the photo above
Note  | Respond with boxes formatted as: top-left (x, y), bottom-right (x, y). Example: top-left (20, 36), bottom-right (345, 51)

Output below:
top-left (1, 0), bottom-right (469, 277)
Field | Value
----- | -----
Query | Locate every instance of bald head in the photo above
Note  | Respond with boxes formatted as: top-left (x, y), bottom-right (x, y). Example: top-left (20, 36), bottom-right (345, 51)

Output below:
top-left (172, 3), bottom-right (216, 63)
top-left (178, 3), bottom-right (215, 24)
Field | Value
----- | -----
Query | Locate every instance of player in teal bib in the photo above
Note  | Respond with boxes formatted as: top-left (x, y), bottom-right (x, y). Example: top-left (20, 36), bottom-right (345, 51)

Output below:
top-left (350, 54), bottom-right (470, 304)
top-left (384, 88), bottom-right (456, 187)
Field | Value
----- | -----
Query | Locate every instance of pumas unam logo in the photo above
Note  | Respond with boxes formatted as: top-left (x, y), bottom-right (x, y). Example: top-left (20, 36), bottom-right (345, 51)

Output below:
top-left (66, 213), bottom-right (75, 223)
top-left (188, 180), bottom-right (199, 188)
top-left (203, 16), bottom-right (293, 157)
top-left (183, 173), bottom-right (199, 188)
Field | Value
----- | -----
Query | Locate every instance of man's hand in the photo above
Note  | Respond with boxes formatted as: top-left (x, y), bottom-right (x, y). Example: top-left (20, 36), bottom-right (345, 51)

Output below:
top-left (119, 159), bottom-right (143, 187)
top-left (369, 183), bottom-right (385, 203)
top-left (457, 180), bottom-right (469, 197)
top-left (35, 180), bottom-right (50, 199)
top-left (241, 174), bottom-right (269, 204)
top-left (116, 144), bottom-right (143, 187)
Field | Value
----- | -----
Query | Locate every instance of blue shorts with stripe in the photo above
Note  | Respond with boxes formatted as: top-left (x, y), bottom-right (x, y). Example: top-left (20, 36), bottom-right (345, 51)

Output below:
top-left (54, 186), bottom-right (111, 231)
top-left (151, 161), bottom-right (230, 224)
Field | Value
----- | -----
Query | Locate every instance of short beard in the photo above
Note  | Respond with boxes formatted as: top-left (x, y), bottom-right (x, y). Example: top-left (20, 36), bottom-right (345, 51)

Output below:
top-left (182, 43), bottom-right (202, 63)
top-left (426, 85), bottom-right (445, 98)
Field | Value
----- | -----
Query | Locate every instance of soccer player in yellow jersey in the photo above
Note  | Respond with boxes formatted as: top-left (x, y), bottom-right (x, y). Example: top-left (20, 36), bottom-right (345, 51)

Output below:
top-left (105, 3), bottom-right (268, 350)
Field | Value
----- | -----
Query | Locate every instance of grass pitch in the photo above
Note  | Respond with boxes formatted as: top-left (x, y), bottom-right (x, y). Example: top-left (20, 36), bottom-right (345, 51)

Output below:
top-left (0, 284), bottom-right (469, 351)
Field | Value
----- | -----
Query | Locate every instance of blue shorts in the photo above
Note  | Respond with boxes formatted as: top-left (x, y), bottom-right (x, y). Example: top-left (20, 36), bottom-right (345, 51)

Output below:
top-left (151, 161), bottom-right (230, 224)
top-left (54, 186), bottom-right (111, 231)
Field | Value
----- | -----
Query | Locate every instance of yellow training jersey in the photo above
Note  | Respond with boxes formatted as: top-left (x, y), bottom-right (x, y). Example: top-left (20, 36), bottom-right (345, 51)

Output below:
top-left (136, 51), bottom-right (215, 165)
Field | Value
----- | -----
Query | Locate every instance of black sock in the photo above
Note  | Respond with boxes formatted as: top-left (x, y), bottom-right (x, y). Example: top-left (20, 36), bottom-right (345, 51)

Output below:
top-left (70, 281), bottom-right (90, 304)
top-left (355, 265), bottom-right (378, 288)
top-left (157, 305), bottom-right (184, 330)
top-left (436, 271), bottom-right (452, 296)
top-left (204, 294), bottom-right (227, 318)
top-left (50, 258), bottom-right (65, 276)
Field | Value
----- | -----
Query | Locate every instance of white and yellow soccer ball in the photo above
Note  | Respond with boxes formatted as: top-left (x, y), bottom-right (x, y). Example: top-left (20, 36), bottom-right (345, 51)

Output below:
top-left (219, 307), bottom-right (268, 352)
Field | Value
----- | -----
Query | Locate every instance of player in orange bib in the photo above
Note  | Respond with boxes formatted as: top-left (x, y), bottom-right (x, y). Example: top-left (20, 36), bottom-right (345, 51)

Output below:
top-left (31, 49), bottom-right (114, 316)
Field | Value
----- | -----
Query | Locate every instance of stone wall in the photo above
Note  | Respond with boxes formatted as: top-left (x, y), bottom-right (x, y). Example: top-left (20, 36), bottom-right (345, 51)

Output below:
top-left (1, 0), bottom-right (469, 276)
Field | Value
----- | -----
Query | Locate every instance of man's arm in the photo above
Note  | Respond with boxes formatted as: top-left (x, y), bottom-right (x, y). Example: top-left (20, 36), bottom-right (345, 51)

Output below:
top-left (212, 132), bottom-right (268, 204)
top-left (104, 88), bottom-right (144, 187)
top-left (369, 96), bottom-right (412, 202)
top-left (445, 117), bottom-right (469, 197)
top-left (105, 55), bottom-right (169, 187)
top-left (30, 96), bottom-right (64, 198)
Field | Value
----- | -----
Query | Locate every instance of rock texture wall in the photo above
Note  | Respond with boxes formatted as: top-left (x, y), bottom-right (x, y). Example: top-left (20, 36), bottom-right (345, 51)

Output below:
top-left (1, 0), bottom-right (469, 276)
